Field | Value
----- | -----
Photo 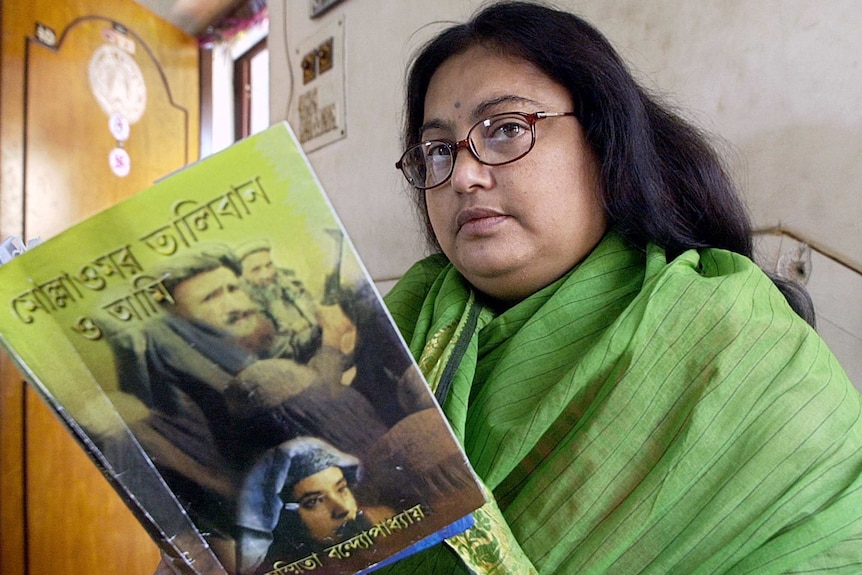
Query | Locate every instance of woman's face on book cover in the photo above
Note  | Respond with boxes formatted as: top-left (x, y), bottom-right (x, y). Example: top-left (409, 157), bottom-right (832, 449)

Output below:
top-left (291, 466), bottom-right (359, 543)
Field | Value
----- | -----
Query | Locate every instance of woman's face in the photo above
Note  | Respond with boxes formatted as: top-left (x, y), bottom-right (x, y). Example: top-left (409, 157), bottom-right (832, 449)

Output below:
top-left (421, 45), bottom-right (607, 301)
top-left (291, 466), bottom-right (358, 543)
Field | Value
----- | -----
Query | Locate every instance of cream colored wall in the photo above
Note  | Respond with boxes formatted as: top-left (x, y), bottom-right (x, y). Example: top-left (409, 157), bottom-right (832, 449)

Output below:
top-left (269, 1), bottom-right (477, 288)
top-left (269, 1), bottom-right (861, 387)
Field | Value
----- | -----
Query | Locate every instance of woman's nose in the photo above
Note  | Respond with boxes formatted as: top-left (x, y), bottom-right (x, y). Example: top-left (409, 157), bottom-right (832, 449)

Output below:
top-left (329, 500), bottom-right (349, 520)
top-left (449, 146), bottom-right (493, 193)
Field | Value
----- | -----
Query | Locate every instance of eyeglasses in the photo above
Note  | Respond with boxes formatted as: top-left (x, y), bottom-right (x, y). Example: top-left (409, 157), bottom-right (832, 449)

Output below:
top-left (396, 111), bottom-right (576, 190)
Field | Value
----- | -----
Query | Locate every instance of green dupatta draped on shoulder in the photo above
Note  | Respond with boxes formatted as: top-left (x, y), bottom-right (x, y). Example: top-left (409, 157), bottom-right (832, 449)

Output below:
top-left (379, 231), bottom-right (862, 574)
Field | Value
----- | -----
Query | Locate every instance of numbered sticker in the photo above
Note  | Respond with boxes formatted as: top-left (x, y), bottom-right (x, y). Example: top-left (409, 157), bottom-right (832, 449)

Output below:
top-left (109, 113), bottom-right (131, 142)
top-left (109, 147), bottom-right (131, 177)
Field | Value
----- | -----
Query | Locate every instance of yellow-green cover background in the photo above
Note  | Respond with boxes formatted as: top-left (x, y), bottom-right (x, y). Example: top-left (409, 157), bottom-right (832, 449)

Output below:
top-left (0, 122), bottom-right (361, 427)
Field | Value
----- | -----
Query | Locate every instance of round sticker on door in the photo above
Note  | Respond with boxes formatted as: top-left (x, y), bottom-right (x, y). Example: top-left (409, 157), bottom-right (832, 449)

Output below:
top-left (109, 147), bottom-right (131, 177)
top-left (109, 112), bottom-right (131, 142)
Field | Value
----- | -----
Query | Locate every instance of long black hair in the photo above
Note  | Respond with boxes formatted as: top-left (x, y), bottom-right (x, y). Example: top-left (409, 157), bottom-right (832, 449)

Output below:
top-left (402, 0), bottom-right (814, 324)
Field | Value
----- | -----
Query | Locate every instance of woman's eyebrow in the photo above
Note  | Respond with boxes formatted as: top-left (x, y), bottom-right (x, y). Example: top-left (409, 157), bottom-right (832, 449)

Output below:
top-left (419, 118), bottom-right (452, 136)
top-left (421, 94), bottom-right (546, 136)
top-left (470, 95), bottom-right (542, 120)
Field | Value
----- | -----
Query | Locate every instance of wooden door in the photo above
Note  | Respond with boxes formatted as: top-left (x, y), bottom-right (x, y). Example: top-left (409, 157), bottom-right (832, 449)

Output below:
top-left (0, 1), bottom-right (199, 574)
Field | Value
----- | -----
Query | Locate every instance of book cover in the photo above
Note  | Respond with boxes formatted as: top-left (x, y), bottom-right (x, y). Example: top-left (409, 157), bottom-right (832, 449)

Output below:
top-left (0, 122), bottom-right (485, 574)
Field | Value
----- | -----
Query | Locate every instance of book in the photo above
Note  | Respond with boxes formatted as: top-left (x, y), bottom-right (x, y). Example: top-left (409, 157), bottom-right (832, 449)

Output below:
top-left (0, 122), bottom-right (486, 575)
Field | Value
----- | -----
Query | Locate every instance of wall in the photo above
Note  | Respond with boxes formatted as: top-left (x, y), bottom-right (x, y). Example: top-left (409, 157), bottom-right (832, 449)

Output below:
top-left (269, 1), bottom-right (449, 287)
top-left (268, 0), bottom-right (861, 387)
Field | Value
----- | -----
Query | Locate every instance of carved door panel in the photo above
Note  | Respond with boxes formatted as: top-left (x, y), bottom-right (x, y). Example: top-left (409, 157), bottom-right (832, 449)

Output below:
top-left (0, 1), bottom-right (199, 574)
top-left (25, 16), bottom-right (193, 238)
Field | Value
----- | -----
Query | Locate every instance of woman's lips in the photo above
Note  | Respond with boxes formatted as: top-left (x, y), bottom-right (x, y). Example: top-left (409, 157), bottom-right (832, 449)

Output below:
top-left (456, 207), bottom-right (507, 233)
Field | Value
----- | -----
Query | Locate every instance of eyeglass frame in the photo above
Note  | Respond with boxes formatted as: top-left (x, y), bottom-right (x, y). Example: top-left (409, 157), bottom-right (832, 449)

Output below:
top-left (395, 111), bottom-right (577, 190)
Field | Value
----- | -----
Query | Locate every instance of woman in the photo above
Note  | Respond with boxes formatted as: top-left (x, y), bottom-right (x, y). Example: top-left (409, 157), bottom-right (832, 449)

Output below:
top-left (234, 436), bottom-right (394, 575)
top-left (157, 2), bottom-right (862, 573)
top-left (380, 1), bottom-right (862, 573)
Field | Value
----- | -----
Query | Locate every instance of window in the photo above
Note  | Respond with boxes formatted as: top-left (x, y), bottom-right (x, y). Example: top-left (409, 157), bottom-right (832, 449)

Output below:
top-left (200, 16), bottom-right (269, 157)
top-left (234, 38), bottom-right (269, 140)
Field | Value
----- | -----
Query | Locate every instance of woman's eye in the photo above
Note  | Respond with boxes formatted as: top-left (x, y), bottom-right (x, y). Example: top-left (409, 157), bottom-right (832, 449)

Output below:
top-left (485, 120), bottom-right (528, 140)
top-left (497, 122), bottom-right (525, 138)
top-left (426, 142), bottom-right (451, 157)
top-left (301, 496), bottom-right (324, 510)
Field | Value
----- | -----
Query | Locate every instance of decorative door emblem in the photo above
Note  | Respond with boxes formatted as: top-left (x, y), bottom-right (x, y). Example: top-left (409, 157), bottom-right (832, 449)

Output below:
top-left (88, 43), bottom-right (146, 177)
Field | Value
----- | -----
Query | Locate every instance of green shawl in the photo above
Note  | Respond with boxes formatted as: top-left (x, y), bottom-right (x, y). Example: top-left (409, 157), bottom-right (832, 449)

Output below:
top-left (379, 231), bottom-right (862, 574)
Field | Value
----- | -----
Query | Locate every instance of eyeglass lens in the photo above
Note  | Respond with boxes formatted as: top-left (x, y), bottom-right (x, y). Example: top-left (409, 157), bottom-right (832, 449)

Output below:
top-left (399, 112), bottom-right (540, 190)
